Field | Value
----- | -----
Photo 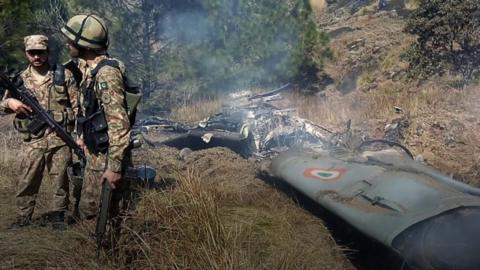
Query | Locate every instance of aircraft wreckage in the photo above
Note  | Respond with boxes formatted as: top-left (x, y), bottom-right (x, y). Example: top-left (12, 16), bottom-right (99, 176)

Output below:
top-left (138, 84), bottom-right (332, 158)
top-left (138, 85), bottom-right (480, 270)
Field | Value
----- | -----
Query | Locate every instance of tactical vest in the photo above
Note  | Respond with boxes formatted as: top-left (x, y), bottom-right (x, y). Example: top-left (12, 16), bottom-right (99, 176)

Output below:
top-left (13, 64), bottom-right (76, 141)
top-left (76, 59), bottom-right (141, 154)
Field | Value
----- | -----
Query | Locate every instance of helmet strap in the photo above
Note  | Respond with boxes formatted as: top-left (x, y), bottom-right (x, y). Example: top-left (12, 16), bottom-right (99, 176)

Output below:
top-left (63, 14), bottom-right (109, 49)
top-left (89, 14), bottom-right (109, 48)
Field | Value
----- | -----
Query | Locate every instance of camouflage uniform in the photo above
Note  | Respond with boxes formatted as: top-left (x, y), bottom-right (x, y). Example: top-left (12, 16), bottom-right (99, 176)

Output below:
top-left (76, 55), bottom-right (131, 218)
top-left (0, 35), bottom-right (78, 222)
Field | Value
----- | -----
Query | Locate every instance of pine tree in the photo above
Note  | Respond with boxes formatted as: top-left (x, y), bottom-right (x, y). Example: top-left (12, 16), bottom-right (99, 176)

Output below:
top-left (405, 0), bottom-right (480, 83)
top-left (44, 0), bottom-right (330, 113)
top-left (0, 0), bottom-right (71, 69)
top-left (0, 0), bottom-right (39, 70)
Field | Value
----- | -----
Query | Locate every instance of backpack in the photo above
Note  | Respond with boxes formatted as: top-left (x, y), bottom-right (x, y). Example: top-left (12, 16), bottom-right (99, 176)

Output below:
top-left (65, 58), bottom-right (141, 154)
top-left (65, 58), bottom-right (141, 124)
top-left (90, 59), bottom-right (141, 124)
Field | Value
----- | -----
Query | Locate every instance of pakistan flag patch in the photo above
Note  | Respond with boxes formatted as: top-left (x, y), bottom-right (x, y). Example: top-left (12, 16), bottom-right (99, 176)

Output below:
top-left (98, 81), bottom-right (109, 90)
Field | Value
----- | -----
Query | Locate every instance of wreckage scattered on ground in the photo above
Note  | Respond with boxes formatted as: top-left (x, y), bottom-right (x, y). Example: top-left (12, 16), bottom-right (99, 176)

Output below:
top-left (137, 84), bottom-right (335, 158)
top-left (137, 85), bottom-right (480, 270)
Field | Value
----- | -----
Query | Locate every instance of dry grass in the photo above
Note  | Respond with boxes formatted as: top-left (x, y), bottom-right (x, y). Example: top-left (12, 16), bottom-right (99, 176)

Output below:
top-left (357, 2), bottom-right (380, 16)
top-left (111, 148), bottom-right (352, 269)
top-left (289, 81), bottom-right (466, 128)
top-left (322, 12), bottom-right (413, 88)
top-left (171, 98), bottom-right (224, 123)
top-left (357, 71), bottom-right (376, 88)
top-left (0, 225), bottom-right (101, 269)
top-left (0, 131), bottom-right (22, 189)
top-left (405, 0), bottom-right (420, 10)
top-left (287, 93), bottom-right (355, 128)
top-left (287, 76), bottom-right (480, 186)
top-left (0, 142), bottom-right (352, 269)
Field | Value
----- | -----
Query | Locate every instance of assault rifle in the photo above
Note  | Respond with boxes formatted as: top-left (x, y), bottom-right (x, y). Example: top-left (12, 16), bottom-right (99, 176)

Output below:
top-left (95, 166), bottom-right (156, 259)
top-left (96, 180), bottom-right (113, 259)
top-left (0, 72), bottom-right (108, 259)
top-left (0, 70), bottom-right (151, 258)
top-left (0, 72), bottom-right (85, 162)
top-left (0, 71), bottom-right (128, 259)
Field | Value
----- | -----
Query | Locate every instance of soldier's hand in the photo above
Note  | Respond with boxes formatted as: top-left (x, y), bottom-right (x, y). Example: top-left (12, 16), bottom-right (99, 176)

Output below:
top-left (6, 98), bottom-right (32, 114)
top-left (76, 139), bottom-right (87, 152)
top-left (102, 169), bottom-right (122, 189)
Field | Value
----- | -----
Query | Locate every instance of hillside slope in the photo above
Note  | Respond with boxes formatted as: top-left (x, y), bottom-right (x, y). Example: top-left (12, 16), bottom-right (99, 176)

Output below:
top-left (298, 2), bottom-right (480, 186)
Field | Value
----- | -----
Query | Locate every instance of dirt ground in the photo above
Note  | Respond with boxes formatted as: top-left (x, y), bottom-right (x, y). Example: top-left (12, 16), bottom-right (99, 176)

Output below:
top-left (0, 139), bottom-right (354, 269)
top-left (133, 146), bottom-right (356, 269)
top-left (1, 4), bottom-right (479, 269)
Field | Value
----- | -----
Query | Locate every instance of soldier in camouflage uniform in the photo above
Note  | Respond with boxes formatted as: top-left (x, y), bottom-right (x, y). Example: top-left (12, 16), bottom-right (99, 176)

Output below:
top-left (61, 15), bottom-right (132, 219)
top-left (0, 35), bottom-right (78, 229)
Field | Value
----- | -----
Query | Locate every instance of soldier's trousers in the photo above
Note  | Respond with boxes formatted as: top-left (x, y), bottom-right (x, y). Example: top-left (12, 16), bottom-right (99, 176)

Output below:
top-left (16, 144), bottom-right (71, 219)
top-left (74, 150), bottom-right (132, 220)
top-left (77, 167), bottom-right (128, 220)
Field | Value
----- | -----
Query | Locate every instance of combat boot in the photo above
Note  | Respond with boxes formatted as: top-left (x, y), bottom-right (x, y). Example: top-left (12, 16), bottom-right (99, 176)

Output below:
top-left (8, 216), bottom-right (31, 230)
top-left (49, 211), bottom-right (67, 231)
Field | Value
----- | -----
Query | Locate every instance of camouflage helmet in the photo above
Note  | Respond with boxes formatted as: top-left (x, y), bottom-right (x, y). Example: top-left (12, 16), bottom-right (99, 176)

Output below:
top-left (61, 14), bottom-right (109, 50)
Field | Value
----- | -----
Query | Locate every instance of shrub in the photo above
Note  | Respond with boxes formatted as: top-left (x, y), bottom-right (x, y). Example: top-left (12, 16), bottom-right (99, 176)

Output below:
top-left (404, 0), bottom-right (480, 84)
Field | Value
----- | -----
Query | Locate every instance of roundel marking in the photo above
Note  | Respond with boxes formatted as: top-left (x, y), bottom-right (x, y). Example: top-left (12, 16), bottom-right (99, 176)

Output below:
top-left (303, 168), bottom-right (346, 181)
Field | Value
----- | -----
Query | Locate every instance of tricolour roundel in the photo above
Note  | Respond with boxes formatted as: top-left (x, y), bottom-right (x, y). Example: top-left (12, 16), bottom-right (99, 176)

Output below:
top-left (303, 168), bottom-right (346, 181)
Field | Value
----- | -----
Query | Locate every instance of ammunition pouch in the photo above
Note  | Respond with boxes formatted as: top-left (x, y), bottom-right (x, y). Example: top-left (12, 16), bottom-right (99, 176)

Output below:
top-left (65, 107), bottom-right (75, 132)
top-left (67, 162), bottom-right (84, 201)
top-left (54, 84), bottom-right (66, 95)
top-left (52, 111), bottom-right (64, 124)
top-left (13, 114), bottom-right (33, 141)
top-left (52, 110), bottom-right (75, 133)
top-left (13, 113), bottom-right (48, 140)
top-left (13, 114), bottom-right (31, 133)
top-left (79, 110), bottom-right (109, 154)
top-left (27, 114), bottom-right (48, 136)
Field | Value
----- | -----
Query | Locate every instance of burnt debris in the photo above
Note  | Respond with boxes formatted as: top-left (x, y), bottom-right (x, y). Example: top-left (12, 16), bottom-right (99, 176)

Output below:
top-left (137, 85), bottom-right (336, 158)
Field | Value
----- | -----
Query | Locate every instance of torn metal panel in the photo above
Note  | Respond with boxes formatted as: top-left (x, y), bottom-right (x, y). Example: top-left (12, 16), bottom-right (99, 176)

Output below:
top-left (138, 85), bottom-right (334, 157)
top-left (271, 148), bottom-right (480, 270)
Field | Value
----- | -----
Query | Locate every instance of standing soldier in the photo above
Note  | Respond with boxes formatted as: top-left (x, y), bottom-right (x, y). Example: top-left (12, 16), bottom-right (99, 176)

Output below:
top-left (60, 15), bottom-right (133, 220)
top-left (1, 35), bottom-right (78, 229)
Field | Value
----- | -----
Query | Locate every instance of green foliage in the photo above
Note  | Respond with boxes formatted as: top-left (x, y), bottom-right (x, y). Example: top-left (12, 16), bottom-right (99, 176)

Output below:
top-left (358, 71), bottom-right (375, 87)
top-left (0, 0), bottom-right (70, 70)
top-left (404, 0), bottom-right (480, 83)
top-left (0, 0), bottom-right (37, 69)
top-left (1, 0), bottom-right (330, 113)
top-left (161, 0), bottom-right (329, 95)
top-left (98, 0), bottom-right (330, 112)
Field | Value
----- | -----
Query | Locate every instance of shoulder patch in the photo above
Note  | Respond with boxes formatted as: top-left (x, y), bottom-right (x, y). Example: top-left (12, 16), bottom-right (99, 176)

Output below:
top-left (98, 81), bottom-right (109, 91)
top-left (101, 93), bottom-right (111, 104)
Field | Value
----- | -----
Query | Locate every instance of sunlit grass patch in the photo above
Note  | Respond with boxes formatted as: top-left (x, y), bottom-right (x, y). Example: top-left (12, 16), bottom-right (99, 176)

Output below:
top-left (171, 98), bottom-right (224, 123)
top-left (112, 165), bottom-right (351, 269)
